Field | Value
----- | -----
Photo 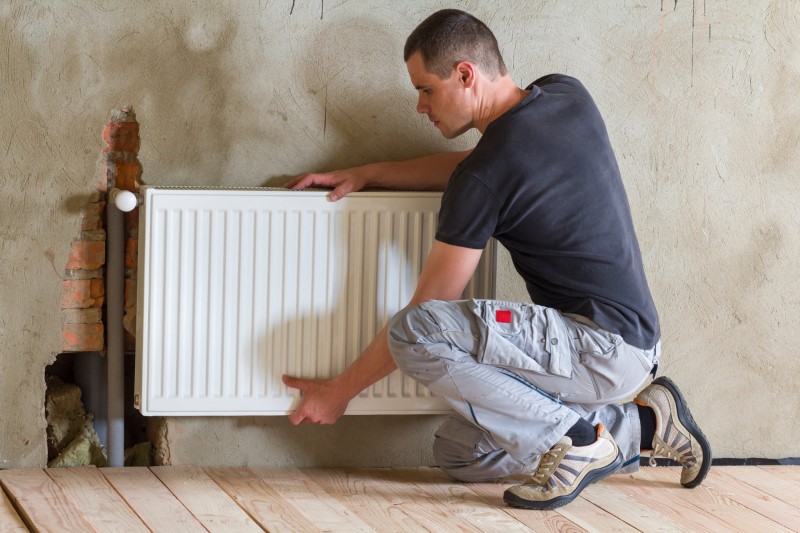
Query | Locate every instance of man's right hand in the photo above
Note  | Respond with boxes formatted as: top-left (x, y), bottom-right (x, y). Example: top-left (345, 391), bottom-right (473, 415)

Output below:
top-left (285, 168), bottom-right (368, 202)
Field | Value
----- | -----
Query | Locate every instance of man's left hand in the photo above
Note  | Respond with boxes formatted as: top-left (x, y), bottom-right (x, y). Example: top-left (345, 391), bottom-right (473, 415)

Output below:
top-left (282, 375), bottom-right (351, 425)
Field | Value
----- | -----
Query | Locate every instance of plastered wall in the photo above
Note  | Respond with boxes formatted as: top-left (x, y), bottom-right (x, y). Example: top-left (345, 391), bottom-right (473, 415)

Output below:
top-left (1, 1), bottom-right (798, 468)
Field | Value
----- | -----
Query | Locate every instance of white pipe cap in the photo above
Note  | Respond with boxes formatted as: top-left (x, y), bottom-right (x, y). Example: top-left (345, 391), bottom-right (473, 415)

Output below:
top-left (111, 189), bottom-right (138, 212)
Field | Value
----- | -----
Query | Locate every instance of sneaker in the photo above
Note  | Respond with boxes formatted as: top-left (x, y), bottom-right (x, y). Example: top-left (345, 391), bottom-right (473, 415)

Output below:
top-left (635, 376), bottom-right (711, 488)
top-left (503, 424), bottom-right (622, 510)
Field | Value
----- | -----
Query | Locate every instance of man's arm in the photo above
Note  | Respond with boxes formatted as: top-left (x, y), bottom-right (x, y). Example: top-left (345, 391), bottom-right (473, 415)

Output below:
top-left (283, 240), bottom-right (484, 425)
top-left (285, 150), bottom-right (472, 201)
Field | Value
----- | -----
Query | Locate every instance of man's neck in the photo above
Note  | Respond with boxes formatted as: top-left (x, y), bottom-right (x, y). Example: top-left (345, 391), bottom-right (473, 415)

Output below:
top-left (473, 76), bottom-right (529, 134)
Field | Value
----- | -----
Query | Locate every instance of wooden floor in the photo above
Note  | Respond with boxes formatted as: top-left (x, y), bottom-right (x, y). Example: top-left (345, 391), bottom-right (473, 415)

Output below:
top-left (1, 466), bottom-right (798, 532)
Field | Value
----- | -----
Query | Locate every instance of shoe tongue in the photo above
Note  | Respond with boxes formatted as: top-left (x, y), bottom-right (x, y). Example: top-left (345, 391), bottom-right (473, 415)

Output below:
top-left (557, 436), bottom-right (572, 448)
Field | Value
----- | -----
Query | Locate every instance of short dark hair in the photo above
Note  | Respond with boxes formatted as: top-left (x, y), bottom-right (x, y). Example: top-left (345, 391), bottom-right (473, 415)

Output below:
top-left (404, 9), bottom-right (507, 80)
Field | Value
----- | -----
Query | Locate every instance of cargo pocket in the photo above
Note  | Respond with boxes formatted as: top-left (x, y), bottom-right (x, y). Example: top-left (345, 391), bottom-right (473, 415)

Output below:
top-left (571, 321), bottom-right (622, 356)
top-left (571, 321), bottom-right (626, 400)
top-left (469, 300), bottom-right (573, 379)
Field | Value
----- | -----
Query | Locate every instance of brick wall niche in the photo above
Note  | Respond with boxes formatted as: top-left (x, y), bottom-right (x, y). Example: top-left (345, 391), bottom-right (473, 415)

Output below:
top-left (46, 107), bottom-right (148, 468)
top-left (61, 106), bottom-right (141, 353)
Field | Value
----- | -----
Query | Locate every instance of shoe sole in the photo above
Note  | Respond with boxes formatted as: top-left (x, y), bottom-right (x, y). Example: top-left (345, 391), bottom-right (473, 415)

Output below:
top-left (652, 376), bottom-right (712, 488)
top-left (502, 452), bottom-right (623, 510)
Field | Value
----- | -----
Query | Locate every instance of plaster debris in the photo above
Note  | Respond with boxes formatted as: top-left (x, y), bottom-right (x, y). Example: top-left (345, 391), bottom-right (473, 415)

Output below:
top-left (45, 375), bottom-right (86, 456)
top-left (45, 375), bottom-right (107, 467)
top-left (49, 435), bottom-right (93, 468)
top-left (125, 441), bottom-right (152, 467)
top-left (147, 417), bottom-right (171, 466)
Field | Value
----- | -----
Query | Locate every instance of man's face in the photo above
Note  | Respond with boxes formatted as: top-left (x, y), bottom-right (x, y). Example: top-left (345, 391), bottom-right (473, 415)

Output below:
top-left (406, 52), bottom-right (472, 139)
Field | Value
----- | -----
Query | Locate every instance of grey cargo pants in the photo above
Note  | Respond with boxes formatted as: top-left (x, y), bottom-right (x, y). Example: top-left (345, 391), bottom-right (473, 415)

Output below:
top-left (387, 299), bottom-right (660, 482)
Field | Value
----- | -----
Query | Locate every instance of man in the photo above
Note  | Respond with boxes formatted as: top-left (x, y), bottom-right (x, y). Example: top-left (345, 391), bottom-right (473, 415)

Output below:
top-left (284, 9), bottom-right (711, 510)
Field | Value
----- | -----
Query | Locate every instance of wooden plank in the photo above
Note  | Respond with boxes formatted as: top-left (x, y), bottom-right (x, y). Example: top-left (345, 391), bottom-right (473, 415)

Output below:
top-left (100, 467), bottom-right (205, 532)
top-left (4, 465), bottom-right (799, 533)
top-left (248, 467), bottom-right (375, 532)
top-left (45, 467), bottom-right (148, 533)
top-left (758, 465), bottom-right (800, 486)
top-left (703, 467), bottom-right (800, 530)
top-left (151, 466), bottom-right (261, 532)
top-left (389, 467), bottom-right (535, 532)
top-left (635, 467), bottom-right (788, 532)
top-left (0, 482), bottom-right (28, 532)
top-left (0, 468), bottom-right (94, 532)
top-left (303, 468), bottom-right (433, 532)
top-left (599, 468), bottom-right (764, 532)
top-left (466, 479), bottom-right (636, 533)
top-left (578, 468), bottom-right (720, 532)
top-left (724, 466), bottom-right (800, 507)
top-left (465, 480), bottom-right (588, 533)
top-left (206, 467), bottom-right (326, 532)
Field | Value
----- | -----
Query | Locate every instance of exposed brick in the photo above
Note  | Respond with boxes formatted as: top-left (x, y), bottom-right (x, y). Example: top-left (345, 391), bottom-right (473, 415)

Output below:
top-left (125, 208), bottom-right (139, 233)
top-left (62, 323), bottom-right (104, 352)
top-left (81, 201), bottom-right (105, 230)
top-left (124, 279), bottom-right (137, 308)
top-left (123, 279), bottom-right (137, 338)
top-left (61, 280), bottom-right (104, 309)
top-left (81, 229), bottom-right (106, 242)
top-left (127, 223), bottom-right (138, 239)
top-left (125, 238), bottom-right (138, 269)
top-left (102, 121), bottom-right (140, 154)
top-left (66, 240), bottom-right (105, 270)
top-left (63, 107), bottom-right (143, 355)
top-left (123, 316), bottom-right (136, 340)
top-left (64, 269), bottom-right (103, 280)
top-left (61, 308), bottom-right (102, 325)
top-left (89, 279), bottom-right (104, 300)
top-left (115, 162), bottom-right (142, 192)
top-left (96, 161), bottom-right (111, 192)
top-left (61, 280), bottom-right (90, 308)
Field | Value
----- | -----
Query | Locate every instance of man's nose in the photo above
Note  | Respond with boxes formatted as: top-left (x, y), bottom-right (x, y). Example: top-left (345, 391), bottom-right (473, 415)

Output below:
top-left (416, 96), bottom-right (428, 114)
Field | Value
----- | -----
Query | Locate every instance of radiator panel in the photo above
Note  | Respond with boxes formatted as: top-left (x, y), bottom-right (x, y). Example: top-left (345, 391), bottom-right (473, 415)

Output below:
top-left (134, 187), bottom-right (495, 415)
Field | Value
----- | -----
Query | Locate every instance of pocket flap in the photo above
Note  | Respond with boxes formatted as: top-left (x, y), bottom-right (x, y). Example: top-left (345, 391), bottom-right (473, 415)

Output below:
top-left (543, 307), bottom-right (573, 378)
top-left (468, 300), bottom-right (574, 379)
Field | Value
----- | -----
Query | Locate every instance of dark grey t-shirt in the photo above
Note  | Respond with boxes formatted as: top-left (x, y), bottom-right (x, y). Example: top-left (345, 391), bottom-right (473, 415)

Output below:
top-left (436, 74), bottom-right (660, 349)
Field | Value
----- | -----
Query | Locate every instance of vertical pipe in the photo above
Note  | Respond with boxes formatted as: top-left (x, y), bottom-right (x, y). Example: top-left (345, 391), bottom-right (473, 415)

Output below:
top-left (106, 188), bottom-right (136, 467)
top-left (72, 351), bottom-right (107, 448)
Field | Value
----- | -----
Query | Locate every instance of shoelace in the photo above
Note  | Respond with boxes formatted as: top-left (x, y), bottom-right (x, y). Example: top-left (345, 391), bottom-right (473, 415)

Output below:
top-left (648, 440), bottom-right (697, 468)
top-left (530, 442), bottom-right (569, 485)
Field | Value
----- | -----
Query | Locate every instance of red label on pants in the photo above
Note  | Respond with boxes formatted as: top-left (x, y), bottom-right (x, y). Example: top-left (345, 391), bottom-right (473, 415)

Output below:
top-left (495, 309), bottom-right (512, 323)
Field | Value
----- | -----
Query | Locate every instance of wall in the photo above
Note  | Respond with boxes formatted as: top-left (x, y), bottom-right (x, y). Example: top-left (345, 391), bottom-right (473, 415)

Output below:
top-left (1, 0), bottom-right (798, 468)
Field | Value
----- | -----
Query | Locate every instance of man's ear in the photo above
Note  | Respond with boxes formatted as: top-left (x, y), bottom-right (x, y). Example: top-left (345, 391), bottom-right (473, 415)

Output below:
top-left (455, 61), bottom-right (476, 88)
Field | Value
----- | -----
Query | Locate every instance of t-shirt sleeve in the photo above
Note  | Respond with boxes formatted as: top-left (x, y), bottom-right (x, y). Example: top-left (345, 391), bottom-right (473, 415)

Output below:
top-left (435, 168), bottom-right (499, 249)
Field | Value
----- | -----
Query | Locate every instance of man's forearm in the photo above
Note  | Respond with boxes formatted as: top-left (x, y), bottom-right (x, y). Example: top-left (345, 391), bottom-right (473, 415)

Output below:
top-left (332, 324), bottom-right (398, 401)
top-left (358, 150), bottom-right (472, 192)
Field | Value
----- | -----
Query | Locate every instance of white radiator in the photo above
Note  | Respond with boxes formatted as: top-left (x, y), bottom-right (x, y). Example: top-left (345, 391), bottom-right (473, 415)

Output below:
top-left (134, 186), bottom-right (495, 416)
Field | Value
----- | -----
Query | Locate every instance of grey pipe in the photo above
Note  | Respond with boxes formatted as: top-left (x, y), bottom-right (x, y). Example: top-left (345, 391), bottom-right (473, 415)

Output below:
top-left (72, 352), bottom-right (107, 448)
top-left (106, 188), bottom-right (136, 467)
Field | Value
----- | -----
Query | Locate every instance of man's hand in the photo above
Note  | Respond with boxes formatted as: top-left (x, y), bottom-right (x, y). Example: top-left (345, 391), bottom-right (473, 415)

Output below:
top-left (285, 168), bottom-right (368, 202)
top-left (282, 374), bottom-right (352, 425)
top-left (280, 242), bottom-right (481, 428)
top-left (285, 151), bottom-right (472, 202)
